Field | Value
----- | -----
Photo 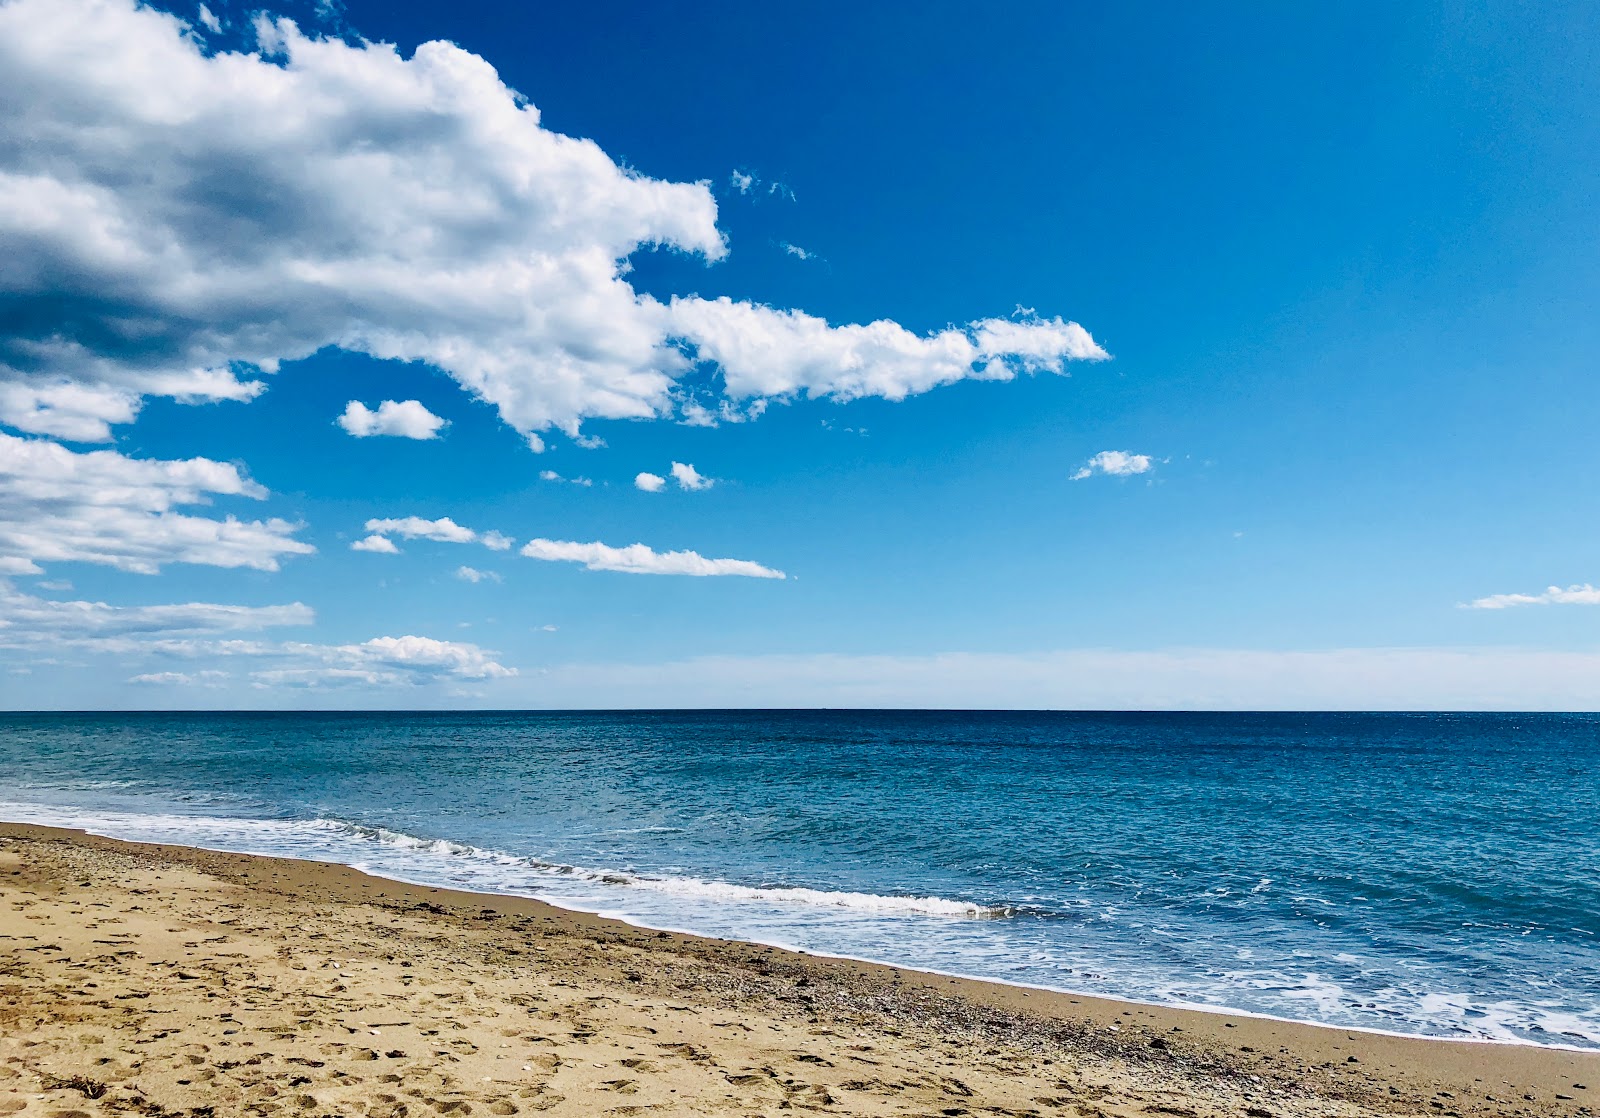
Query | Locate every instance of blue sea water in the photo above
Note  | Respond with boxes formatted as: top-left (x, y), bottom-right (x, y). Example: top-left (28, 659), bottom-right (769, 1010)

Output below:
top-left (1, 710), bottom-right (1596, 1049)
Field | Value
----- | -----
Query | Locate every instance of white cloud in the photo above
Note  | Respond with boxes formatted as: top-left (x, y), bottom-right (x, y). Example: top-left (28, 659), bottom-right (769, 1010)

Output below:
top-left (196, 4), bottom-right (220, 33)
top-left (539, 470), bottom-right (593, 487)
top-left (19, 621), bottom-right (514, 689)
top-left (1462, 584), bottom-right (1600, 610)
top-left (129, 669), bottom-right (227, 686)
top-left (0, 431), bottom-right (312, 574)
top-left (1071, 449), bottom-right (1155, 480)
top-left (0, 582), bottom-right (313, 643)
top-left (364, 516), bottom-right (477, 544)
top-left (781, 242), bottom-right (816, 261)
top-left (251, 634), bottom-right (515, 686)
top-left (667, 300), bottom-right (1106, 406)
top-left (350, 534), bottom-right (399, 554)
top-left (520, 538), bottom-right (785, 578)
top-left (455, 565), bottom-right (500, 583)
top-left (354, 516), bottom-right (512, 554)
top-left (730, 170), bottom-right (754, 194)
top-left (634, 472), bottom-right (666, 493)
top-left (0, 0), bottom-right (1104, 445)
top-left (337, 400), bottom-right (447, 440)
top-left (670, 461), bottom-right (713, 491)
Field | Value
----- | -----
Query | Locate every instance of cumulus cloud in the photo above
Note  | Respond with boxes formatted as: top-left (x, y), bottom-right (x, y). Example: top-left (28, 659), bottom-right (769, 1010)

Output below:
top-left (455, 565), bottom-right (500, 583)
top-left (350, 534), bottom-right (399, 554)
top-left (669, 462), bottom-right (713, 490)
top-left (1462, 584), bottom-right (1600, 610)
top-left (0, 431), bottom-right (312, 574)
top-left (1071, 450), bottom-right (1155, 480)
top-left (356, 516), bottom-right (512, 553)
top-left (520, 538), bottom-right (785, 578)
top-left (0, 0), bottom-right (1105, 445)
top-left (337, 399), bottom-right (448, 439)
top-left (634, 472), bottom-right (666, 493)
top-left (668, 299), bottom-right (1105, 406)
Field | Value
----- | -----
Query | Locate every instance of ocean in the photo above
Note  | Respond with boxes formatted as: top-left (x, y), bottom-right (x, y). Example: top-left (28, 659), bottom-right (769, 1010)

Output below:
top-left (1, 710), bottom-right (1595, 1049)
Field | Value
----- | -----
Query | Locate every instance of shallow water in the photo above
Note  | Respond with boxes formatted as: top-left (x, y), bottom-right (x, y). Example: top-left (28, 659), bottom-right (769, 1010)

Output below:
top-left (1, 710), bottom-right (1596, 1048)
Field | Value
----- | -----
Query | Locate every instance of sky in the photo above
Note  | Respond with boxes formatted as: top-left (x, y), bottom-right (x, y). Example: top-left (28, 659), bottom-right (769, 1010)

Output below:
top-left (1, 0), bottom-right (1598, 709)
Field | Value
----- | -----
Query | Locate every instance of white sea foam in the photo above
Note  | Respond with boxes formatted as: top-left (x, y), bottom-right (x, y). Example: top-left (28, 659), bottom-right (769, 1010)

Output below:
top-left (0, 803), bottom-right (1008, 919)
top-left (312, 820), bottom-right (1008, 917)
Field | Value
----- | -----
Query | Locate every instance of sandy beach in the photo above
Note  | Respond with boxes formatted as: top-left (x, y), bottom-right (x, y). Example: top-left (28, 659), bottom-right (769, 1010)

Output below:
top-left (1, 823), bottom-right (1594, 1118)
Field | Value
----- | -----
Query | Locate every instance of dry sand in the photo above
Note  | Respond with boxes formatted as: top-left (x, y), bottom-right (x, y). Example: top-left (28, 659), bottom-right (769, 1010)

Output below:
top-left (1, 823), bottom-right (1594, 1118)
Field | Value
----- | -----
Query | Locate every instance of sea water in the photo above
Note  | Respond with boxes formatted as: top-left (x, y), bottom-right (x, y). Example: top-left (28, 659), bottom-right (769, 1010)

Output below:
top-left (1, 710), bottom-right (1595, 1049)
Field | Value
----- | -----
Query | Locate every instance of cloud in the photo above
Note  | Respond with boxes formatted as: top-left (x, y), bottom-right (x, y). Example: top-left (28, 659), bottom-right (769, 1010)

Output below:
top-left (455, 565), bottom-right (500, 583)
top-left (538, 470), bottom-right (592, 487)
top-left (356, 516), bottom-right (511, 553)
top-left (337, 400), bottom-right (447, 440)
top-left (781, 242), bottom-right (816, 261)
top-left (669, 462), bottom-right (713, 490)
top-left (246, 634), bottom-right (515, 686)
top-left (520, 538), bottom-right (785, 578)
top-left (365, 516), bottom-right (476, 544)
top-left (196, 3), bottom-right (220, 33)
top-left (129, 669), bottom-right (227, 686)
top-left (634, 472), bottom-right (666, 493)
top-left (1071, 450), bottom-right (1155, 480)
top-left (46, 629), bottom-right (513, 688)
top-left (0, 431), bottom-right (313, 574)
top-left (667, 300), bottom-right (1106, 406)
top-left (0, 0), bottom-right (1104, 445)
top-left (350, 534), bottom-right (399, 554)
top-left (730, 170), bottom-right (754, 194)
top-left (0, 582), bottom-right (313, 642)
top-left (1462, 584), bottom-right (1600, 610)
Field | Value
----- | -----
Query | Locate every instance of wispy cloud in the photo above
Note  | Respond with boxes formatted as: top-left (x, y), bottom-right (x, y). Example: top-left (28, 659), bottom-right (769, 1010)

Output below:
top-left (520, 539), bottom-right (785, 579)
top-left (1462, 584), bottom-right (1600, 610)
top-left (356, 517), bottom-right (513, 553)
top-left (455, 565), bottom-right (501, 584)
top-left (781, 242), bottom-right (817, 261)
top-left (0, 583), bottom-right (312, 643)
top-left (1072, 450), bottom-right (1155, 480)
top-left (538, 470), bottom-right (593, 487)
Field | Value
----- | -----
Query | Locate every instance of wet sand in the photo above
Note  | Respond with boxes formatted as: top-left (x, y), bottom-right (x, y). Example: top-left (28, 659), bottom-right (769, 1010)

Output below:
top-left (1, 822), bottom-right (1594, 1117)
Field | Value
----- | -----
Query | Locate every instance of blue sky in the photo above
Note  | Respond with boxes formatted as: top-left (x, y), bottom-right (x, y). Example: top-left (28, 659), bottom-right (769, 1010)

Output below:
top-left (1, 0), bottom-right (1597, 708)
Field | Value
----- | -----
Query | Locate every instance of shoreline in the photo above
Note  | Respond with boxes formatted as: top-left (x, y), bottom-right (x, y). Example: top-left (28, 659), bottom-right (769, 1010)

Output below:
top-left (3, 821), bottom-right (1597, 1117)
top-left (3, 806), bottom-right (1586, 1055)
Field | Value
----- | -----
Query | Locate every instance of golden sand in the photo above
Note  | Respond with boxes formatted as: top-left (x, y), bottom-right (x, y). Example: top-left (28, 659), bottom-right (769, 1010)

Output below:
top-left (1, 823), bottom-right (1594, 1117)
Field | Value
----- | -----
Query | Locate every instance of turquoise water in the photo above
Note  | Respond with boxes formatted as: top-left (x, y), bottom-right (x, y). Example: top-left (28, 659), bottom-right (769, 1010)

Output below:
top-left (1, 710), bottom-right (1596, 1048)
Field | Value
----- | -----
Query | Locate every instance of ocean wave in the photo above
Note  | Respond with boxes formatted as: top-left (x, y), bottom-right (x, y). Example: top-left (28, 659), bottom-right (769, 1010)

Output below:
top-left (313, 819), bottom-right (1010, 918)
top-left (0, 802), bottom-right (1009, 920)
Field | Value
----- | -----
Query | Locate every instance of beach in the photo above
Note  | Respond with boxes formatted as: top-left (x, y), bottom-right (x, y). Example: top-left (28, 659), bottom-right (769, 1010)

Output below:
top-left (2, 823), bottom-right (1594, 1118)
